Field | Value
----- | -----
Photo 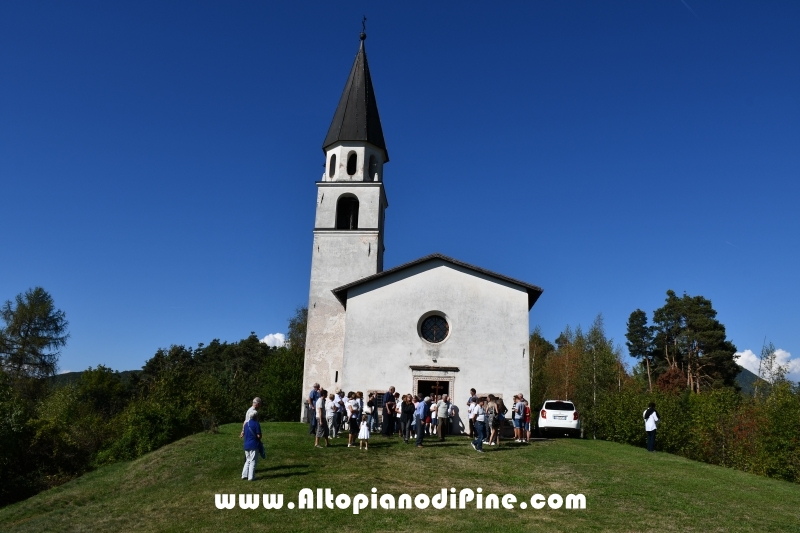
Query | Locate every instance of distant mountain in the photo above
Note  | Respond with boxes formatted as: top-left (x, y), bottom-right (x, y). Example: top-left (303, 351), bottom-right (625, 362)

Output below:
top-left (735, 366), bottom-right (759, 396)
top-left (49, 370), bottom-right (140, 388)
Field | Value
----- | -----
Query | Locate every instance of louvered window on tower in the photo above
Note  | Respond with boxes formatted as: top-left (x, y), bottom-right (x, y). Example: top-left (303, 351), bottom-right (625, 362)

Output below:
top-left (347, 152), bottom-right (357, 176)
top-left (336, 195), bottom-right (359, 230)
top-left (328, 154), bottom-right (336, 178)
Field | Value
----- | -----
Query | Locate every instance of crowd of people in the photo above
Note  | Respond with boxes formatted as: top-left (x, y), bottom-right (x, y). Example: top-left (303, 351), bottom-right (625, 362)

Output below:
top-left (238, 389), bottom-right (662, 479)
top-left (235, 387), bottom-right (536, 481)
top-left (304, 383), bottom-right (536, 451)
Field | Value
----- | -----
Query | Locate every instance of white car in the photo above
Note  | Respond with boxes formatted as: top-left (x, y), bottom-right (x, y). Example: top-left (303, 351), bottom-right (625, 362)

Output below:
top-left (536, 400), bottom-right (581, 438)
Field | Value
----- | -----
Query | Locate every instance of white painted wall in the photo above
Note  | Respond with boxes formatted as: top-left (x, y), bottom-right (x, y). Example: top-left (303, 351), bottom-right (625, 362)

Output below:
top-left (302, 230), bottom-right (382, 402)
top-left (322, 142), bottom-right (386, 182)
top-left (313, 183), bottom-right (386, 230)
top-left (340, 258), bottom-right (530, 430)
top-left (301, 140), bottom-right (388, 419)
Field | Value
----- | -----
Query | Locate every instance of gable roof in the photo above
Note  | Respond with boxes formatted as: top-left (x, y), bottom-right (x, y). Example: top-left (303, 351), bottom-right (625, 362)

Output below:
top-left (332, 253), bottom-right (543, 310)
top-left (322, 35), bottom-right (388, 159)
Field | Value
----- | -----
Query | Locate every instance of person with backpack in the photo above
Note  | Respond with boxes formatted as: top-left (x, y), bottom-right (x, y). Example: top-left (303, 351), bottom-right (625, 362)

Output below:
top-left (643, 402), bottom-right (659, 452)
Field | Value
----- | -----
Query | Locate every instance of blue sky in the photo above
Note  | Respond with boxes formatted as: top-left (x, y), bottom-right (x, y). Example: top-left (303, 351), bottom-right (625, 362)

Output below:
top-left (1, 1), bottom-right (798, 380)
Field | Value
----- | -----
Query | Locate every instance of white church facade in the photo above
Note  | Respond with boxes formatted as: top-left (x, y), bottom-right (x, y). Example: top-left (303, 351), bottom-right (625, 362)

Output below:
top-left (301, 32), bottom-right (542, 428)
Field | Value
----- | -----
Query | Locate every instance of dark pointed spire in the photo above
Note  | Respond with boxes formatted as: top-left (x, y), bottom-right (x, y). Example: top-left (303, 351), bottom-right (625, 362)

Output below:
top-left (322, 32), bottom-right (388, 160)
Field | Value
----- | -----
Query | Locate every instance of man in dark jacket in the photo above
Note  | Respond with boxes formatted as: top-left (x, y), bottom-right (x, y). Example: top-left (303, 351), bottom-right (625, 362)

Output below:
top-left (381, 386), bottom-right (396, 436)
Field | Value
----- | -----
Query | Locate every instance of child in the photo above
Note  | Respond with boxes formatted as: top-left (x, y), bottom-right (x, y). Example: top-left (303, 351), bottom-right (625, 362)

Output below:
top-left (358, 413), bottom-right (370, 450)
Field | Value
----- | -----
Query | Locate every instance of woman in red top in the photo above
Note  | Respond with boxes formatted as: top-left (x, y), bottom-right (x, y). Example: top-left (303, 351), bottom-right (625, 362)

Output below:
top-left (523, 401), bottom-right (532, 443)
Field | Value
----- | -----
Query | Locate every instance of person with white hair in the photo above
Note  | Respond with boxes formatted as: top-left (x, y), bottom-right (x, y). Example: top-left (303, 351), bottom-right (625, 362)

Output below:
top-left (415, 396), bottom-right (431, 448)
top-left (242, 410), bottom-right (262, 481)
top-left (436, 394), bottom-right (451, 441)
top-left (314, 389), bottom-right (330, 448)
top-left (325, 393), bottom-right (338, 439)
top-left (240, 397), bottom-right (262, 438)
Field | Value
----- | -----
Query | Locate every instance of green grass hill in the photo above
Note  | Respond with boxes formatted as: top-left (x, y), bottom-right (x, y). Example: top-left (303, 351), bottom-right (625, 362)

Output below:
top-left (1, 423), bottom-right (798, 532)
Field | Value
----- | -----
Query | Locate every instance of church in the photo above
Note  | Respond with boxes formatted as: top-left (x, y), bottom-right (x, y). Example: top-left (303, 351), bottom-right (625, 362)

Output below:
top-left (301, 31), bottom-right (543, 428)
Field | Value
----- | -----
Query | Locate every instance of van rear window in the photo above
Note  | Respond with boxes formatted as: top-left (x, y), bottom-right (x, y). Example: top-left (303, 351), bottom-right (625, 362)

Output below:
top-left (544, 401), bottom-right (575, 411)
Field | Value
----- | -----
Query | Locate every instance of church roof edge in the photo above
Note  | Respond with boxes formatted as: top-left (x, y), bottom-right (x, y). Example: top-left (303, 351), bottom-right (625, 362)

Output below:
top-left (331, 253), bottom-right (543, 310)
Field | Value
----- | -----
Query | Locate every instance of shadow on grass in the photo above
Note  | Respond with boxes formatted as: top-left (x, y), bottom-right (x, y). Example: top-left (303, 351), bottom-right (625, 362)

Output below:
top-left (484, 446), bottom-right (522, 453)
top-left (332, 441), bottom-right (395, 448)
top-left (261, 464), bottom-right (310, 472)
top-left (259, 471), bottom-right (309, 480)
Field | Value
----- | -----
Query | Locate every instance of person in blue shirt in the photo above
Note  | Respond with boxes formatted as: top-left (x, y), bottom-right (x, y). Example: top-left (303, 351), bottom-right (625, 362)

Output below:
top-left (308, 383), bottom-right (320, 435)
top-left (242, 411), bottom-right (262, 481)
top-left (415, 396), bottom-right (430, 448)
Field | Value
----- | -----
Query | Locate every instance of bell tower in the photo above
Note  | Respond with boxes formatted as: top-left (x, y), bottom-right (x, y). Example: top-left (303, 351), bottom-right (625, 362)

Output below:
top-left (301, 31), bottom-right (389, 406)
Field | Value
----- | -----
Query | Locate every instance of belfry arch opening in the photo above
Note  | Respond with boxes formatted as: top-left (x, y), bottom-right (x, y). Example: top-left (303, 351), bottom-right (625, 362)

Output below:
top-left (335, 195), bottom-right (359, 230)
top-left (346, 151), bottom-right (357, 176)
top-left (328, 154), bottom-right (336, 179)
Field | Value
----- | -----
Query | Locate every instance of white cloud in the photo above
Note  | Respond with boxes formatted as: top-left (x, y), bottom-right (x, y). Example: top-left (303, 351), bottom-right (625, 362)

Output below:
top-left (260, 333), bottom-right (286, 348)
top-left (735, 349), bottom-right (760, 375)
top-left (775, 349), bottom-right (800, 379)
top-left (736, 348), bottom-right (800, 381)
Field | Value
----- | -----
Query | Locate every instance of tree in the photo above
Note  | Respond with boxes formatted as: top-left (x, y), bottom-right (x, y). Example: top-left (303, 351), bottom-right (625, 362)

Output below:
top-left (77, 365), bottom-right (130, 419)
top-left (0, 288), bottom-right (69, 382)
top-left (286, 306), bottom-right (307, 355)
top-left (529, 326), bottom-right (555, 406)
top-left (648, 290), bottom-right (739, 393)
top-left (575, 315), bottom-right (623, 438)
top-left (754, 341), bottom-right (788, 398)
top-left (553, 325), bottom-right (580, 401)
top-left (626, 309), bottom-right (654, 392)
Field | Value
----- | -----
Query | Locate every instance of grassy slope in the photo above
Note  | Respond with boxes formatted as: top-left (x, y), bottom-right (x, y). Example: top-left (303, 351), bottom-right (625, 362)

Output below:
top-left (2, 423), bottom-right (798, 533)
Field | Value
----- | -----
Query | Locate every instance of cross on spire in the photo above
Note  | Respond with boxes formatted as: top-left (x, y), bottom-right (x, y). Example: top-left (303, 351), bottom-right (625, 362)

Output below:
top-left (322, 23), bottom-right (388, 159)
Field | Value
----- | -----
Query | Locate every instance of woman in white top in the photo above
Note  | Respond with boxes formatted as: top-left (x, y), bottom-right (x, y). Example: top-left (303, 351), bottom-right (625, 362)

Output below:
top-left (643, 402), bottom-right (659, 452)
top-left (394, 392), bottom-right (402, 436)
top-left (471, 398), bottom-right (487, 452)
